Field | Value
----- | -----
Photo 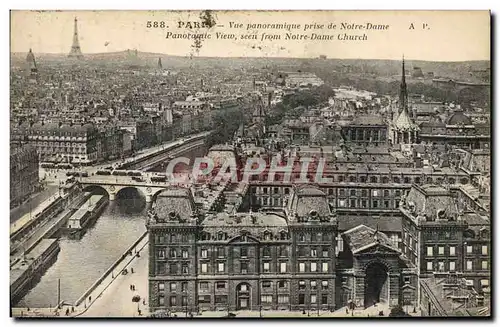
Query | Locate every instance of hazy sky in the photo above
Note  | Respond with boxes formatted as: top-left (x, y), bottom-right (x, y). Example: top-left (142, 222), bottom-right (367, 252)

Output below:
top-left (10, 10), bottom-right (490, 61)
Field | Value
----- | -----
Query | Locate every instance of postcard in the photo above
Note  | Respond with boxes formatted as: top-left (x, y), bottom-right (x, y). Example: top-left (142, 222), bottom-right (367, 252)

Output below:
top-left (10, 10), bottom-right (491, 318)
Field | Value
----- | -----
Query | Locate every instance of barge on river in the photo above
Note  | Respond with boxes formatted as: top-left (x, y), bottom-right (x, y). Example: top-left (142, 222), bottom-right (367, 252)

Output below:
top-left (66, 194), bottom-right (108, 233)
top-left (10, 238), bottom-right (60, 305)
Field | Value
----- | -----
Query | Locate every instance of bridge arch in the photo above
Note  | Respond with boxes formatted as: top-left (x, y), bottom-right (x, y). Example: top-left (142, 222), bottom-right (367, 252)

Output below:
top-left (114, 186), bottom-right (146, 201)
top-left (82, 185), bottom-right (110, 198)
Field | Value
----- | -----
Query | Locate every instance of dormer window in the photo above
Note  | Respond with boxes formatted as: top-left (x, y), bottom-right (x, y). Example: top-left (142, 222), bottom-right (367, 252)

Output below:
top-left (280, 231), bottom-right (288, 240)
top-left (310, 210), bottom-right (318, 219)
top-left (481, 229), bottom-right (490, 239)
top-left (264, 231), bottom-right (272, 241)
top-left (217, 231), bottom-right (226, 241)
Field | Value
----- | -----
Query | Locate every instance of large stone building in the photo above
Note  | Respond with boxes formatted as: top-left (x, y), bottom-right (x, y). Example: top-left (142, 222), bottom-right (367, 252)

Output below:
top-left (146, 180), bottom-right (490, 315)
top-left (11, 122), bottom-right (99, 165)
top-left (147, 185), bottom-right (337, 313)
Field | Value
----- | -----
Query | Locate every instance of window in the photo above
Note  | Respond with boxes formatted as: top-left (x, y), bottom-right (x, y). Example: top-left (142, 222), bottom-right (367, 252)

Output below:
top-left (450, 261), bottom-right (456, 271)
top-left (427, 261), bottom-right (433, 271)
top-left (199, 282), bottom-right (208, 291)
top-left (240, 247), bottom-right (248, 257)
top-left (299, 234), bottom-right (306, 242)
top-left (337, 236), bottom-right (344, 253)
top-left (310, 295), bottom-right (317, 304)
top-left (158, 282), bottom-right (165, 292)
top-left (240, 262), bottom-right (248, 274)
top-left (466, 261), bottom-right (473, 270)
top-left (299, 294), bottom-right (305, 305)
top-left (278, 281), bottom-right (287, 288)
top-left (311, 248), bottom-right (318, 257)
top-left (263, 262), bottom-right (270, 273)
top-left (480, 279), bottom-right (489, 287)
top-left (169, 296), bottom-right (177, 306)
top-left (181, 264), bottom-right (189, 274)
top-left (158, 249), bottom-right (165, 259)
top-left (217, 247), bottom-right (225, 258)
top-left (170, 234), bottom-right (177, 243)
top-left (311, 262), bottom-right (317, 272)
top-left (215, 295), bottom-right (227, 304)
top-left (438, 262), bottom-right (445, 271)
top-left (182, 249), bottom-right (189, 258)
top-left (280, 262), bottom-right (287, 273)
top-left (261, 295), bottom-right (273, 304)
top-left (482, 261), bottom-right (488, 270)
top-left (279, 246), bottom-right (288, 257)
top-left (263, 187), bottom-right (268, 194)
top-left (181, 282), bottom-right (188, 292)
top-left (321, 280), bottom-right (328, 290)
top-left (404, 276), bottom-right (410, 284)
top-left (350, 199), bottom-right (356, 208)
top-left (262, 281), bottom-right (272, 288)
top-left (450, 246), bottom-right (456, 256)
top-left (467, 245), bottom-right (473, 254)
top-left (298, 247), bottom-right (306, 257)
top-left (159, 295), bottom-right (165, 306)
top-left (170, 248), bottom-right (177, 258)
top-left (482, 245), bottom-right (488, 255)
top-left (170, 263), bottom-right (178, 274)
top-left (322, 262), bottom-right (329, 272)
top-left (278, 295), bottom-right (289, 304)
top-left (321, 295), bottom-right (328, 305)
top-left (427, 247), bottom-right (433, 256)
top-left (299, 280), bottom-right (306, 290)
top-left (299, 263), bottom-right (306, 272)
top-left (170, 282), bottom-right (177, 292)
top-left (322, 247), bottom-right (329, 257)
top-left (201, 263), bottom-right (208, 273)
top-left (218, 263), bottom-right (225, 273)
top-left (438, 247), bottom-right (444, 255)
top-left (201, 249), bottom-right (208, 258)
top-left (310, 280), bottom-right (317, 289)
top-left (216, 281), bottom-right (226, 289)
top-left (263, 247), bottom-right (271, 257)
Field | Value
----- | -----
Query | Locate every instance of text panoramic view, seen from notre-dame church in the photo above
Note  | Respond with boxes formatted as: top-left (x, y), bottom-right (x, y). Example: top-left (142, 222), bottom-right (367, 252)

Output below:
top-left (9, 10), bottom-right (491, 319)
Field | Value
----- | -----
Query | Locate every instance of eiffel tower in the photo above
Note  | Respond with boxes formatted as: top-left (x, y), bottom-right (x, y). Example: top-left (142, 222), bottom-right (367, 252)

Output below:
top-left (68, 17), bottom-right (84, 59)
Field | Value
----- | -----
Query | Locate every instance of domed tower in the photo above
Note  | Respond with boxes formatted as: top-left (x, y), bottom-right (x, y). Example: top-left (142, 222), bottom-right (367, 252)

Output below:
top-left (25, 48), bottom-right (38, 83)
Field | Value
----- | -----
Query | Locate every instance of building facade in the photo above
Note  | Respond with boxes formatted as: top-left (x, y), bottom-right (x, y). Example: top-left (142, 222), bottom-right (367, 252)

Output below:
top-left (10, 144), bottom-right (39, 207)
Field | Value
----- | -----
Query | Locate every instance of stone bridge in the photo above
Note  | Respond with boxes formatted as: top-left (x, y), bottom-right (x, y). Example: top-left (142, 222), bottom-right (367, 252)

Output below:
top-left (79, 177), bottom-right (172, 203)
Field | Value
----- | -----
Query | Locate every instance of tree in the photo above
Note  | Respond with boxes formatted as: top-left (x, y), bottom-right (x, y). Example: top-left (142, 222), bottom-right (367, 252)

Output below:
top-left (207, 107), bottom-right (244, 147)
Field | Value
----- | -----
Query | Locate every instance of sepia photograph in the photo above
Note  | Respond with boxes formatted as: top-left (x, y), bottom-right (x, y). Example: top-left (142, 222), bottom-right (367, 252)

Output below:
top-left (9, 9), bottom-right (491, 319)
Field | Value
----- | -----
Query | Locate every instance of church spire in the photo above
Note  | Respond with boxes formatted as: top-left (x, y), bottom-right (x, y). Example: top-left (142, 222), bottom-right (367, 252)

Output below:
top-left (399, 55), bottom-right (408, 114)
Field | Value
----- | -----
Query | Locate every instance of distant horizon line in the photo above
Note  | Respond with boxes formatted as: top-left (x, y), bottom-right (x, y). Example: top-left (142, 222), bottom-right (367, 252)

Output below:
top-left (9, 50), bottom-right (490, 63)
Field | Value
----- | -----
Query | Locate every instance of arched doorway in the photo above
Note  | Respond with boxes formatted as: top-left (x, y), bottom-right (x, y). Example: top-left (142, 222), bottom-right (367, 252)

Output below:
top-left (236, 282), bottom-right (252, 310)
top-left (364, 261), bottom-right (389, 307)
